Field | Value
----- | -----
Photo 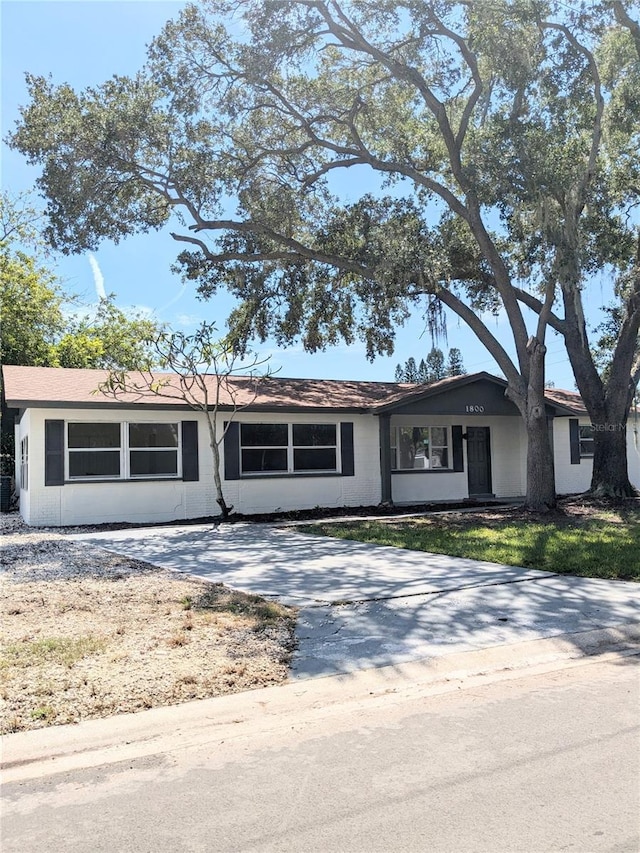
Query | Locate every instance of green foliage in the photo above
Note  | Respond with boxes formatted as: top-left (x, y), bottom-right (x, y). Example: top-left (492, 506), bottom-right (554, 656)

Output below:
top-left (59, 297), bottom-right (161, 370)
top-left (425, 347), bottom-right (446, 382)
top-left (447, 348), bottom-right (466, 377)
top-left (10, 1), bottom-right (635, 369)
top-left (0, 248), bottom-right (64, 366)
top-left (1, 191), bottom-right (64, 366)
top-left (0, 193), bottom-right (161, 370)
top-left (55, 333), bottom-right (106, 369)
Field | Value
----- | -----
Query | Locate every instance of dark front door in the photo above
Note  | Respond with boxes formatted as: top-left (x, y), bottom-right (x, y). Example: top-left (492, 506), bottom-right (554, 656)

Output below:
top-left (466, 427), bottom-right (492, 496)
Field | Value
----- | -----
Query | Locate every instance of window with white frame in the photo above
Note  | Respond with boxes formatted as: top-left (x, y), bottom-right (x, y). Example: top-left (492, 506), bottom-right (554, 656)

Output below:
top-left (129, 423), bottom-right (179, 476)
top-left (391, 426), bottom-right (450, 470)
top-left (579, 424), bottom-right (595, 457)
top-left (68, 423), bottom-right (121, 478)
top-left (240, 423), bottom-right (338, 474)
top-left (67, 422), bottom-right (180, 479)
top-left (20, 436), bottom-right (28, 490)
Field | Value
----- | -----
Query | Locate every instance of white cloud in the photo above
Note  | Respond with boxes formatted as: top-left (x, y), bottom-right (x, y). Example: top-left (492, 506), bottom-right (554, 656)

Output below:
top-left (175, 313), bottom-right (202, 328)
top-left (88, 253), bottom-right (106, 300)
top-left (158, 282), bottom-right (188, 313)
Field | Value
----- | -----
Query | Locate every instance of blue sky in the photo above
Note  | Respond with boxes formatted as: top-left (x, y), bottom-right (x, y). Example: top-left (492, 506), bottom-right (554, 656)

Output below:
top-left (1, 0), bottom-right (599, 388)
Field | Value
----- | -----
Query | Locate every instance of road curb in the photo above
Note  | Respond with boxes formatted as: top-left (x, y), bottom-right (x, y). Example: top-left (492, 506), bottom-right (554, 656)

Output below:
top-left (3, 622), bottom-right (639, 784)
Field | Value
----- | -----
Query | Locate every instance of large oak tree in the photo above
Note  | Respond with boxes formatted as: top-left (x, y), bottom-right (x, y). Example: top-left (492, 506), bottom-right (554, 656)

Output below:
top-left (10, 0), bottom-right (640, 506)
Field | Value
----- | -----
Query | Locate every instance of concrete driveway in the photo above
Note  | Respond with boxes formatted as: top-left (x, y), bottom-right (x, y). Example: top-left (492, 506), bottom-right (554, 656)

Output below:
top-left (72, 521), bottom-right (640, 677)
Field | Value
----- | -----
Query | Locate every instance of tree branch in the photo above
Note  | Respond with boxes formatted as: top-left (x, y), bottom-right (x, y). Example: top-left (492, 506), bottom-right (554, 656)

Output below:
top-left (513, 287), bottom-right (566, 334)
top-left (434, 286), bottom-right (523, 394)
top-left (613, 1), bottom-right (640, 59)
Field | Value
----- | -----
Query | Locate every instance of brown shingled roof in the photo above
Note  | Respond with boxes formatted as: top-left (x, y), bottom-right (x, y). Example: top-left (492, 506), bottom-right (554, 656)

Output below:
top-left (1, 364), bottom-right (590, 415)
top-left (543, 387), bottom-right (588, 416)
top-left (1, 365), bottom-right (415, 411)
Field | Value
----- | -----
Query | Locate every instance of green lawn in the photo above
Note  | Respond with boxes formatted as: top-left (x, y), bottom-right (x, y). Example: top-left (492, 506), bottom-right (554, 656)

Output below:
top-left (298, 511), bottom-right (640, 581)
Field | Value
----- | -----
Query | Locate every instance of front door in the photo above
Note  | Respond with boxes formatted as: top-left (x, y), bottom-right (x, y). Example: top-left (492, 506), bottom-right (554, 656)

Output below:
top-left (466, 427), bottom-right (492, 496)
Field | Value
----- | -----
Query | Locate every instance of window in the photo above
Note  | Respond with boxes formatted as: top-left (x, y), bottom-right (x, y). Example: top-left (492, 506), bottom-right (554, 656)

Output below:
top-left (20, 436), bottom-right (28, 490)
top-left (129, 423), bottom-right (179, 477)
top-left (579, 424), bottom-right (595, 457)
top-left (391, 426), bottom-right (450, 470)
top-left (240, 423), bottom-right (338, 474)
top-left (67, 422), bottom-right (180, 479)
top-left (68, 423), bottom-right (121, 478)
top-left (241, 424), bottom-right (288, 473)
top-left (293, 424), bottom-right (337, 471)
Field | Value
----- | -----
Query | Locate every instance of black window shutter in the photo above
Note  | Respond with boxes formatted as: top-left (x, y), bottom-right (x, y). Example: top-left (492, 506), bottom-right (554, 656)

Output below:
top-left (45, 420), bottom-right (65, 486)
top-left (224, 421), bottom-right (240, 480)
top-left (452, 425), bottom-right (464, 472)
top-left (340, 422), bottom-right (355, 476)
top-left (569, 419), bottom-right (580, 464)
top-left (181, 421), bottom-right (199, 481)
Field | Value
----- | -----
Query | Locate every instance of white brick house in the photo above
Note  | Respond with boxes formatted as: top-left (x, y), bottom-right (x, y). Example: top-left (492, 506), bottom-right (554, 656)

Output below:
top-left (3, 365), bottom-right (639, 527)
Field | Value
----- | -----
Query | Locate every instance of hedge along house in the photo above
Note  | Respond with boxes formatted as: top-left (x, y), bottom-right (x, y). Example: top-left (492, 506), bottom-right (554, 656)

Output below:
top-left (3, 365), bottom-right (639, 527)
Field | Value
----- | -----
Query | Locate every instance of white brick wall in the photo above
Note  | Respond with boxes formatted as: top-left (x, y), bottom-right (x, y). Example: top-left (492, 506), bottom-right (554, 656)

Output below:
top-left (16, 405), bottom-right (639, 527)
top-left (553, 418), bottom-right (592, 494)
top-left (18, 407), bottom-right (381, 526)
top-left (225, 413), bottom-right (381, 514)
top-left (628, 415), bottom-right (640, 489)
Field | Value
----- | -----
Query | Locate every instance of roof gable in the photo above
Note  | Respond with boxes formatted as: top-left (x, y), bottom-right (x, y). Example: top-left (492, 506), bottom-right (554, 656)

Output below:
top-left (373, 371), bottom-right (508, 413)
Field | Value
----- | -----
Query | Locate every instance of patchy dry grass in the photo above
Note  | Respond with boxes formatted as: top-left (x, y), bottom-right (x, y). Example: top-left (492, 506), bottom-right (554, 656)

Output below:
top-left (1, 543), bottom-right (297, 734)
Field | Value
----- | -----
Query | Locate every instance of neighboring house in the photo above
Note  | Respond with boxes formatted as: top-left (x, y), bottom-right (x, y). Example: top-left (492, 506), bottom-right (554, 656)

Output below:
top-left (2, 365), bottom-right (639, 527)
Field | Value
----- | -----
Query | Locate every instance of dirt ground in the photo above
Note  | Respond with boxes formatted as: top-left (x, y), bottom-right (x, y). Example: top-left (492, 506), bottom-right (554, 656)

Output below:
top-left (0, 516), bottom-right (297, 734)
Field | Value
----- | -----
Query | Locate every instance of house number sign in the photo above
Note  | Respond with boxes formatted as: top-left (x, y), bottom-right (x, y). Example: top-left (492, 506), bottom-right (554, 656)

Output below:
top-left (465, 405), bottom-right (485, 413)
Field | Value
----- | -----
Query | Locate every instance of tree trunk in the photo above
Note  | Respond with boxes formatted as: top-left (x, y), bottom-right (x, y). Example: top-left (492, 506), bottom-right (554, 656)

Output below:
top-left (561, 338), bottom-right (637, 498)
top-left (211, 438), bottom-right (234, 518)
top-left (524, 394), bottom-right (557, 512)
top-left (522, 336), bottom-right (556, 511)
top-left (588, 394), bottom-right (637, 497)
top-left (558, 263), bottom-right (639, 498)
top-left (590, 421), bottom-right (634, 497)
top-left (204, 410), bottom-right (234, 519)
top-left (503, 335), bottom-right (556, 512)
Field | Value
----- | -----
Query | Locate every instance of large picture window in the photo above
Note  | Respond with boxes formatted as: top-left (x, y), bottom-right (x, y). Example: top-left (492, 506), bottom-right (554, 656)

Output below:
top-left (67, 422), bottom-right (180, 479)
top-left (240, 423), bottom-right (338, 474)
top-left (391, 426), bottom-right (450, 470)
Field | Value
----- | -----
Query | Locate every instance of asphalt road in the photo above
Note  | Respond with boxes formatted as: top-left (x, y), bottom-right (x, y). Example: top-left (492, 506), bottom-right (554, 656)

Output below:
top-left (3, 654), bottom-right (639, 853)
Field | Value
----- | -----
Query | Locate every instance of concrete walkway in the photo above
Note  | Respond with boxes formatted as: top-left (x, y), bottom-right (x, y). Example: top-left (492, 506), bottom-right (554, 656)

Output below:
top-left (72, 521), bottom-right (640, 677)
